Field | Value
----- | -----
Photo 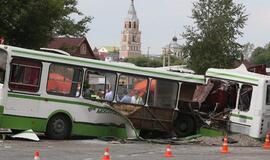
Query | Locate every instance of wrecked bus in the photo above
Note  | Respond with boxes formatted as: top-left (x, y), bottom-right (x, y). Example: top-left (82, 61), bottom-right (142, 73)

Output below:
top-left (0, 45), bottom-right (206, 139)
top-left (0, 45), bottom-right (269, 139)
top-left (205, 65), bottom-right (270, 138)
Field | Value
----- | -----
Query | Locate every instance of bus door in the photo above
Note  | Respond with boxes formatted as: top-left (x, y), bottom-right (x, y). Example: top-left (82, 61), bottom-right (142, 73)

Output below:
top-left (5, 58), bottom-right (42, 116)
top-left (263, 84), bottom-right (270, 135)
top-left (230, 83), bottom-right (254, 136)
top-left (0, 49), bottom-right (7, 106)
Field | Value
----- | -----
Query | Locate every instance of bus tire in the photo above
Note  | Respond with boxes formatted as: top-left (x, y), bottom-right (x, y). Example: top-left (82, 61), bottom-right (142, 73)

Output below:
top-left (174, 114), bottom-right (196, 137)
top-left (46, 114), bottom-right (71, 140)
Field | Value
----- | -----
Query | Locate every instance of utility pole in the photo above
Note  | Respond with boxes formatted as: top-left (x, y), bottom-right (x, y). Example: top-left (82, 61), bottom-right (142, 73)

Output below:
top-left (147, 47), bottom-right (150, 58)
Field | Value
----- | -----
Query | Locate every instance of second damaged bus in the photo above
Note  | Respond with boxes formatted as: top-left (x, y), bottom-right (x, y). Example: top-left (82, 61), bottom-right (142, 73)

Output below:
top-left (0, 45), bottom-right (205, 139)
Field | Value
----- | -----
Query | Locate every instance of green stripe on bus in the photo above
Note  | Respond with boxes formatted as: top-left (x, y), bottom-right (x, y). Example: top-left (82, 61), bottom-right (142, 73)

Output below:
top-left (207, 71), bottom-right (259, 82)
top-left (231, 113), bottom-right (253, 120)
top-left (12, 48), bottom-right (205, 83)
top-left (0, 114), bottom-right (127, 138)
top-left (8, 93), bottom-right (121, 116)
top-left (0, 114), bottom-right (47, 132)
top-left (73, 122), bottom-right (127, 138)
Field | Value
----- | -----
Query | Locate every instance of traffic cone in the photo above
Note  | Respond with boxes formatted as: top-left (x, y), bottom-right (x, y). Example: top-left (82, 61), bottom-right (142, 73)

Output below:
top-left (263, 133), bottom-right (270, 149)
top-left (220, 136), bottom-right (229, 154)
top-left (33, 151), bottom-right (40, 160)
top-left (101, 147), bottom-right (110, 160)
top-left (164, 144), bottom-right (174, 158)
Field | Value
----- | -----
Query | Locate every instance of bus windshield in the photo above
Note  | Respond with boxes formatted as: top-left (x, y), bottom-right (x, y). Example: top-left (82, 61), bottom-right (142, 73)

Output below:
top-left (0, 49), bottom-right (7, 84)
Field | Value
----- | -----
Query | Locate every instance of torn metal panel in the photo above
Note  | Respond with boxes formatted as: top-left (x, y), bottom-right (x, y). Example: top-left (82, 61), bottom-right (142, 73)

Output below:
top-left (11, 129), bottom-right (40, 141)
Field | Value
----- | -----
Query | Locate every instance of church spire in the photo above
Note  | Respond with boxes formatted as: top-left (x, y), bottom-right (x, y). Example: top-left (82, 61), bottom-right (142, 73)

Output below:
top-left (120, 0), bottom-right (141, 59)
top-left (126, 0), bottom-right (138, 21)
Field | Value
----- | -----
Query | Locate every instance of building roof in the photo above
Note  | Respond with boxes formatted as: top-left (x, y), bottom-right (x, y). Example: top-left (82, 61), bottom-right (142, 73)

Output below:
top-left (163, 36), bottom-right (182, 50)
top-left (47, 37), bottom-right (96, 59)
top-left (47, 37), bottom-right (85, 50)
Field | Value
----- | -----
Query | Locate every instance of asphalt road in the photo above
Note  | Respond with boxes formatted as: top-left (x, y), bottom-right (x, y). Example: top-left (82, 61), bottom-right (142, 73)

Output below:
top-left (0, 138), bottom-right (270, 160)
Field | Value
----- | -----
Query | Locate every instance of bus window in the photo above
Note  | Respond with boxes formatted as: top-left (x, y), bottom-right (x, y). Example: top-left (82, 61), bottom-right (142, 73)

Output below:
top-left (117, 74), bottom-right (147, 105)
top-left (0, 49), bottom-right (7, 84)
top-left (83, 69), bottom-right (116, 101)
top-left (47, 64), bottom-right (83, 97)
top-left (148, 79), bottom-right (178, 108)
top-left (238, 84), bottom-right (253, 112)
top-left (9, 58), bottom-right (41, 92)
top-left (266, 85), bottom-right (270, 105)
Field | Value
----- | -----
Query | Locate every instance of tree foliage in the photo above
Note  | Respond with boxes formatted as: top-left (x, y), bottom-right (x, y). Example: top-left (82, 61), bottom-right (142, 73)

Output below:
top-left (182, 0), bottom-right (247, 74)
top-left (0, 0), bottom-right (92, 49)
top-left (251, 42), bottom-right (270, 67)
top-left (124, 55), bottom-right (184, 67)
top-left (124, 56), bottom-right (163, 67)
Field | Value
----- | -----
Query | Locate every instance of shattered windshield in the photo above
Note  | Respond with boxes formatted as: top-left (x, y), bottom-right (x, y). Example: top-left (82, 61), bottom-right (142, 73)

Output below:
top-left (0, 49), bottom-right (7, 84)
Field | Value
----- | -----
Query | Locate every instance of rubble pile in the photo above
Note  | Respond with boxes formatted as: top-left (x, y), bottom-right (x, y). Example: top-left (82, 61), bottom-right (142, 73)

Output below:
top-left (197, 134), bottom-right (263, 147)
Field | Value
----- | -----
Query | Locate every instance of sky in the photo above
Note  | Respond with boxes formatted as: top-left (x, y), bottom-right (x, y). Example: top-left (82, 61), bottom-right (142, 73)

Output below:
top-left (76, 0), bottom-right (270, 55)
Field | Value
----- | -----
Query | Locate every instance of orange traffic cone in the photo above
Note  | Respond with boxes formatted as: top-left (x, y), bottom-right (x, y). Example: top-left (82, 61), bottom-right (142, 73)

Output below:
top-left (102, 147), bottom-right (111, 160)
top-left (164, 144), bottom-right (174, 158)
top-left (220, 136), bottom-right (229, 154)
top-left (263, 133), bottom-right (270, 149)
top-left (33, 151), bottom-right (40, 160)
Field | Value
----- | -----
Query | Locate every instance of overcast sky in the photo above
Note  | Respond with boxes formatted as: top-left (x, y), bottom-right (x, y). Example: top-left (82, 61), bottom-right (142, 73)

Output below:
top-left (76, 0), bottom-right (270, 55)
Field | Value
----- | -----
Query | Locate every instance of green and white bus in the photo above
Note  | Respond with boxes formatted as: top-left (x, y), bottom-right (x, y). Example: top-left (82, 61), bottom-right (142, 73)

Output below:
top-left (0, 45), bottom-right (205, 139)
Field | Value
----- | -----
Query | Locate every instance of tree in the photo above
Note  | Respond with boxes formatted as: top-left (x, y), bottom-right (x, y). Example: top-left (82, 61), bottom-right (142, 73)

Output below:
top-left (241, 42), bottom-right (255, 60)
top-left (124, 56), bottom-right (163, 67)
top-left (182, 0), bottom-right (247, 74)
top-left (0, 0), bottom-right (92, 49)
top-left (124, 55), bottom-right (184, 68)
top-left (251, 42), bottom-right (270, 66)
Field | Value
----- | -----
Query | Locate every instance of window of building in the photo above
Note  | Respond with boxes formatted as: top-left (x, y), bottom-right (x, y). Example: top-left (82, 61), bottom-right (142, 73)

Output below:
top-left (0, 49), bottom-right (7, 84)
top-left (83, 69), bottom-right (117, 101)
top-left (148, 79), bottom-right (178, 108)
top-left (129, 21), bottom-right (131, 28)
top-left (117, 74), bottom-right (148, 105)
top-left (133, 22), bottom-right (136, 28)
top-left (238, 84), bottom-right (253, 112)
top-left (47, 64), bottom-right (83, 97)
top-left (132, 35), bottom-right (136, 42)
top-left (80, 44), bottom-right (87, 55)
top-left (9, 58), bottom-right (42, 92)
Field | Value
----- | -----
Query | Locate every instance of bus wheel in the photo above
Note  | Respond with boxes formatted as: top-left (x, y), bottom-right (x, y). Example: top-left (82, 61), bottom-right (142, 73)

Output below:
top-left (174, 114), bottom-right (196, 137)
top-left (46, 114), bottom-right (71, 140)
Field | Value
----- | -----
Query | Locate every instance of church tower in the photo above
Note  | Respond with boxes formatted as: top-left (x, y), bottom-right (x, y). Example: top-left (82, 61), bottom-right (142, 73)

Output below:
top-left (119, 0), bottom-right (141, 59)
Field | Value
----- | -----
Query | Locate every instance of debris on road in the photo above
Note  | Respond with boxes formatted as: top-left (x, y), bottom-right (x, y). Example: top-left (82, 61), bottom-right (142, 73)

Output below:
top-left (11, 129), bottom-right (40, 141)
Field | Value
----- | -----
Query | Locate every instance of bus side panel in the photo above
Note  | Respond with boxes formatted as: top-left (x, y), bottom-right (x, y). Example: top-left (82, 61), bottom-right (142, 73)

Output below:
top-left (39, 96), bottom-right (129, 138)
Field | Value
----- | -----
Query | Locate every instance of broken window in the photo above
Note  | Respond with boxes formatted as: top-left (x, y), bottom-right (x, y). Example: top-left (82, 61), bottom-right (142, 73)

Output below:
top-left (83, 69), bottom-right (116, 101)
top-left (0, 49), bottom-right (7, 84)
top-left (47, 64), bottom-right (83, 97)
top-left (148, 79), bottom-right (178, 108)
top-left (117, 74), bottom-right (147, 105)
top-left (238, 84), bottom-right (253, 112)
top-left (9, 58), bottom-right (42, 92)
top-left (266, 85), bottom-right (270, 105)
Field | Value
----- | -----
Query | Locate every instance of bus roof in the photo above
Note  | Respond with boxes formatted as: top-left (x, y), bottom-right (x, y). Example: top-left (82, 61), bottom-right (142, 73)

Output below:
top-left (1, 45), bottom-right (205, 84)
top-left (206, 64), bottom-right (270, 85)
